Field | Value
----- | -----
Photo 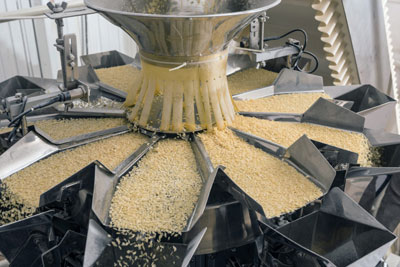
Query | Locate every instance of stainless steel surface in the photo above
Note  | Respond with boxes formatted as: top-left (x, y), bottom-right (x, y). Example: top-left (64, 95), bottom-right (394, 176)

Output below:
top-left (274, 68), bottom-right (324, 94)
top-left (0, 76), bottom-right (59, 98)
top-left (344, 167), bottom-right (400, 204)
top-left (226, 54), bottom-right (257, 76)
top-left (285, 135), bottom-right (336, 193)
top-left (3, 91), bottom-right (60, 119)
top-left (85, 0), bottom-right (281, 58)
top-left (181, 228), bottom-right (207, 267)
top-left (246, 45), bottom-right (299, 62)
top-left (364, 128), bottom-right (400, 147)
top-left (62, 33), bottom-right (79, 90)
top-left (184, 167), bottom-right (263, 255)
top-left (91, 135), bottom-right (158, 224)
top-left (191, 134), bottom-right (214, 178)
top-left (239, 97), bottom-right (366, 133)
top-left (239, 111), bottom-right (302, 122)
top-left (360, 102), bottom-right (397, 131)
top-left (80, 50), bottom-right (137, 69)
top-left (0, 131), bottom-right (57, 180)
top-left (230, 127), bottom-right (286, 158)
top-left (224, 130), bottom-right (335, 208)
top-left (0, 120), bottom-right (130, 180)
top-left (249, 16), bottom-right (262, 50)
top-left (234, 71), bottom-right (396, 132)
top-left (91, 135), bottom-right (211, 233)
top-left (233, 68), bottom-right (323, 100)
top-left (83, 220), bottom-right (112, 267)
top-left (274, 188), bottom-right (397, 267)
top-left (302, 98), bottom-right (365, 132)
top-left (45, 6), bottom-right (96, 19)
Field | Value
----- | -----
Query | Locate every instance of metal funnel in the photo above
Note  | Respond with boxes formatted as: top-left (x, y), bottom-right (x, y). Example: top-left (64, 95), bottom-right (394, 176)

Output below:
top-left (84, 0), bottom-right (281, 133)
top-left (85, 0), bottom-right (280, 58)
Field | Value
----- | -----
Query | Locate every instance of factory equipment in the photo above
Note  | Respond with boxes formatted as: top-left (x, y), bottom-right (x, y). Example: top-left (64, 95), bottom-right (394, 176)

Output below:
top-left (0, 0), bottom-right (399, 267)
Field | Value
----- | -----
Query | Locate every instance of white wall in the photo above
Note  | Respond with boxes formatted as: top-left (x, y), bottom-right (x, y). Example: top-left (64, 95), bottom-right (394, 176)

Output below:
top-left (0, 0), bottom-right (138, 81)
top-left (388, 0), bottom-right (400, 92)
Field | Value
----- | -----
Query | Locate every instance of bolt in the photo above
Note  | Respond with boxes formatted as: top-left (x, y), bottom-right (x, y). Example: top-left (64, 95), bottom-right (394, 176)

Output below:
top-left (47, 2), bottom-right (55, 11)
top-left (47, 1), bottom-right (68, 13)
top-left (68, 54), bottom-right (75, 61)
top-left (69, 62), bottom-right (76, 67)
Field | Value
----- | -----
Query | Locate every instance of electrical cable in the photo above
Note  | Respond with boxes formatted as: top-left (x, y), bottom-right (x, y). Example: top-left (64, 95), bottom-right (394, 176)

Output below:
top-left (7, 96), bottom-right (28, 142)
top-left (264, 28), bottom-right (308, 50)
top-left (264, 28), bottom-right (319, 73)
top-left (8, 94), bottom-right (63, 127)
top-left (7, 91), bottom-right (73, 142)
top-left (287, 42), bottom-right (319, 74)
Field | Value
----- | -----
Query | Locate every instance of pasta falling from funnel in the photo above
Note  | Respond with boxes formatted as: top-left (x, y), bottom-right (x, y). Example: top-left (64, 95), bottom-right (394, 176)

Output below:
top-left (96, 0), bottom-right (278, 133)
top-left (124, 50), bottom-right (236, 132)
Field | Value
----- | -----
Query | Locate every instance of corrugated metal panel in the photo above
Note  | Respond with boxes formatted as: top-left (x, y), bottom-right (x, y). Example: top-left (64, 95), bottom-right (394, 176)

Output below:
top-left (0, 0), bottom-right (138, 81)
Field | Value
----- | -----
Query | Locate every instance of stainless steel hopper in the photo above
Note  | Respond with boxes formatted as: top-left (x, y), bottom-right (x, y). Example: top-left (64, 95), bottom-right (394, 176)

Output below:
top-left (84, 0), bottom-right (281, 133)
top-left (84, 0), bottom-right (280, 58)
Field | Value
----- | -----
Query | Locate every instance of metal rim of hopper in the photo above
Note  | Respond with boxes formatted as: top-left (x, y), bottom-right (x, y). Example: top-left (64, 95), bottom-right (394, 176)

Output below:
top-left (84, 0), bottom-right (281, 18)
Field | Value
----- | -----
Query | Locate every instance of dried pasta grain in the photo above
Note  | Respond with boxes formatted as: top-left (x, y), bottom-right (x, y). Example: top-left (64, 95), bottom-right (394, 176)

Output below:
top-left (95, 65), bottom-right (141, 94)
top-left (199, 129), bottom-right (322, 218)
top-left (0, 127), bottom-right (12, 134)
top-left (110, 139), bottom-right (202, 233)
top-left (235, 93), bottom-right (331, 113)
top-left (35, 118), bottom-right (127, 140)
top-left (228, 68), bottom-right (278, 96)
top-left (3, 133), bottom-right (146, 208)
top-left (232, 115), bottom-right (371, 166)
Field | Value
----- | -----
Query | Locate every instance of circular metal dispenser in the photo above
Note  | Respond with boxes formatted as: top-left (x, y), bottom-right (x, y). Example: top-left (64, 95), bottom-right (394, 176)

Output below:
top-left (85, 0), bottom-right (280, 133)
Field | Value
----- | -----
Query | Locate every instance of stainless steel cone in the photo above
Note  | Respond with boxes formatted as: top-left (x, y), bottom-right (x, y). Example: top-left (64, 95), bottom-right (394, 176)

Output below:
top-left (84, 0), bottom-right (281, 133)
top-left (84, 0), bottom-right (280, 57)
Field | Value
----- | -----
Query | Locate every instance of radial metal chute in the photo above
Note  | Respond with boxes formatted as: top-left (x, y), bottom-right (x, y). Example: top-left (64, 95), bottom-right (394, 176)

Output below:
top-left (234, 69), bottom-right (397, 131)
top-left (261, 188), bottom-right (397, 267)
top-left (0, 114), bottom-right (129, 180)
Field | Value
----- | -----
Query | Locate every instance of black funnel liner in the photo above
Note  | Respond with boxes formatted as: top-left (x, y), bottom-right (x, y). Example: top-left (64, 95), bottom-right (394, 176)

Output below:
top-left (262, 188), bottom-right (396, 267)
top-left (80, 50), bottom-right (136, 69)
top-left (335, 85), bottom-right (395, 113)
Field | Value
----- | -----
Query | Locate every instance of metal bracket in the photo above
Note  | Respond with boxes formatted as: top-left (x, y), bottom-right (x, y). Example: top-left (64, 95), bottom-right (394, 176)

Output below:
top-left (63, 34), bottom-right (78, 90)
top-left (45, 7), bottom-right (96, 20)
top-left (249, 13), bottom-right (267, 51)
